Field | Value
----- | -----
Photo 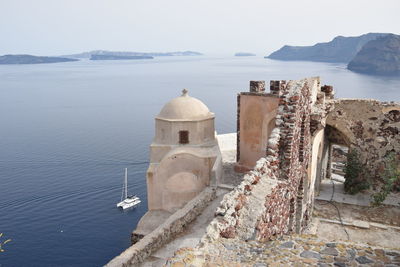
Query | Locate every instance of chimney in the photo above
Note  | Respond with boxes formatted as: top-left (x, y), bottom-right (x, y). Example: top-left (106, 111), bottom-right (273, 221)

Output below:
top-left (249, 81), bottom-right (265, 93)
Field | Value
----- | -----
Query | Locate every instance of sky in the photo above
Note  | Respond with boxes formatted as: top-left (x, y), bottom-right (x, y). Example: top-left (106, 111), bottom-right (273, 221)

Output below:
top-left (1, 0), bottom-right (399, 56)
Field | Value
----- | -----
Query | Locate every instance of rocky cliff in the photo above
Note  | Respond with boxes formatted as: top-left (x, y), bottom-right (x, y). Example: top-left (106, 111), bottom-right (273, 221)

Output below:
top-left (267, 33), bottom-right (388, 63)
top-left (347, 34), bottom-right (400, 75)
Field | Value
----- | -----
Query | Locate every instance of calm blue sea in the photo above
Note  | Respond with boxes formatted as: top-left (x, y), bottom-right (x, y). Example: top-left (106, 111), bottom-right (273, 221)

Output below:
top-left (0, 56), bottom-right (399, 266)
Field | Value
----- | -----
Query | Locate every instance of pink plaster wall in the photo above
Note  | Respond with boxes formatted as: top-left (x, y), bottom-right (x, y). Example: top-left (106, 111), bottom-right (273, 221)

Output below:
top-left (147, 153), bottom-right (212, 211)
top-left (238, 95), bottom-right (279, 170)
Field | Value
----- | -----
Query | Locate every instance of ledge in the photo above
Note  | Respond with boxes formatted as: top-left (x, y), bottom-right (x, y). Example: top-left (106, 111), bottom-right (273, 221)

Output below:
top-left (106, 187), bottom-right (217, 267)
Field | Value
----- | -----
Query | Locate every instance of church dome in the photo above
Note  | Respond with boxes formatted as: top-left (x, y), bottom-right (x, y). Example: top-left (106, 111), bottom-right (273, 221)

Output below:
top-left (157, 89), bottom-right (214, 121)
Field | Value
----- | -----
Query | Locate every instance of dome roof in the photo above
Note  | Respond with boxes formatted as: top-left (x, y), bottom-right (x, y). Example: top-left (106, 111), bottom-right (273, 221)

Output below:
top-left (157, 89), bottom-right (214, 121)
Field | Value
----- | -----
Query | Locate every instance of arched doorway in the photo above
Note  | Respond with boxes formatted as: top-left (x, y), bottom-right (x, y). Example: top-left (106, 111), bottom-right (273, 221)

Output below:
top-left (315, 125), bottom-right (352, 199)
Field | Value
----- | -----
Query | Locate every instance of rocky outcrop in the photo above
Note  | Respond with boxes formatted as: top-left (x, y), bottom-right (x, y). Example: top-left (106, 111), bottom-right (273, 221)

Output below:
top-left (0, 54), bottom-right (78, 64)
top-left (347, 34), bottom-right (400, 75)
top-left (267, 33), bottom-right (388, 63)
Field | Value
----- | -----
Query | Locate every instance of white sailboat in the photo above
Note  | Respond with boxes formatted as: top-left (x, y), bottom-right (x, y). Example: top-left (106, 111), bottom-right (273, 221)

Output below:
top-left (117, 168), bottom-right (141, 210)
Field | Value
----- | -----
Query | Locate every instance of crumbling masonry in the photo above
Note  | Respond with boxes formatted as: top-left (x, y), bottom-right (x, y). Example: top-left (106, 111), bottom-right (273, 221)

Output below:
top-left (207, 77), bottom-right (327, 241)
top-left (205, 77), bottom-right (399, 242)
top-left (326, 99), bottom-right (400, 187)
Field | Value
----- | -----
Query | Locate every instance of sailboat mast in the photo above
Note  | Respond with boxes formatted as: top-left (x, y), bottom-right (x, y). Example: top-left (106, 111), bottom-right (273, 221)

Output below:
top-left (124, 168), bottom-right (128, 199)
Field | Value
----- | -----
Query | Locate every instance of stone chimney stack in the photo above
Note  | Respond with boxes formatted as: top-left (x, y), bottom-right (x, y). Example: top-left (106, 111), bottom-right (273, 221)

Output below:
top-left (269, 80), bottom-right (286, 96)
top-left (249, 81), bottom-right (265, 93)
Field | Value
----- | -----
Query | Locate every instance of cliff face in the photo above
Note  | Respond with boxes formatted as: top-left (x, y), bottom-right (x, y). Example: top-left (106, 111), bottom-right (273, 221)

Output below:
top-left (347, 34), bottom-right (400, 75)
top-left (267, 33), bottom-right (388, 63)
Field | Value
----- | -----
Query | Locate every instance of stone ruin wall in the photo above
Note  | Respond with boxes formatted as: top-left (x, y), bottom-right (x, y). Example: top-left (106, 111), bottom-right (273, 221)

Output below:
top-left (327, 99), bottom-right (400, 185)
top-left (204, 82), bottom-right (400, 246)
top-left (204, 77), bottom-right (328, 243)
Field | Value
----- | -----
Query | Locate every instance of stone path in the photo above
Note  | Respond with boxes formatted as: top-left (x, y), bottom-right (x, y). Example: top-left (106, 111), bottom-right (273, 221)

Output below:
top-left (137, 133), bottom-right (241, 267)
top-left (139, 189), bottom-right (229, 267)
top-left (220, 162), bottom-right (243, 187)
top-left (217, 133), bottom-right (244, 187)
top-left (314, 199), bottom-right (400, 228)
top-left (311, 198), bottom-right (400, 249)
top-left (166, 234), bottom-right (400, 266)
top-left (316, 179), bottom-right (400, 207)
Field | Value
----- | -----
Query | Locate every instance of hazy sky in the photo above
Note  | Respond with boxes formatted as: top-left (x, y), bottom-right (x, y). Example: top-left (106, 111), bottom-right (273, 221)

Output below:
top-left (1, 0), bottom-right (399, 56)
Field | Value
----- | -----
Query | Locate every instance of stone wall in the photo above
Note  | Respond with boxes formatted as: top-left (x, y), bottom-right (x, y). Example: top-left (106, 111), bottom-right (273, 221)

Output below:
top-left (326, 99), bottom-right (400, 184)
top-left (106, 188), bottom-right (216, 267)
top-left (204, 77), bottom-right (329, 243)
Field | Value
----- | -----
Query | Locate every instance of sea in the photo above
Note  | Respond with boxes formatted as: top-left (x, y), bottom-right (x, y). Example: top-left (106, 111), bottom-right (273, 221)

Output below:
top-left (0, 56), bottom-right (399, 266)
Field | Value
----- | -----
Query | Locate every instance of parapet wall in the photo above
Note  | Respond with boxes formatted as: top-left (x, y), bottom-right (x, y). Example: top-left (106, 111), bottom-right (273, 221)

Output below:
top-left (106, 188), bottom-right (216, 267)
top-left (204, 77), bottom-right (328, 242)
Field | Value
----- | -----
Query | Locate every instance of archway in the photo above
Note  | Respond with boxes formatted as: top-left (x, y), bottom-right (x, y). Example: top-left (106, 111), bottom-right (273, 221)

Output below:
top-left (325, 125), bottom-right (350, 182)
top-left (313, 124), bottom-right (352, 200)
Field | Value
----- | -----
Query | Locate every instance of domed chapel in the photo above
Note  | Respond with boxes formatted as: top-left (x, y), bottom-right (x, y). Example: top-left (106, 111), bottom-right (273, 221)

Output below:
top-left (146, 89), bottom-right (222, 212)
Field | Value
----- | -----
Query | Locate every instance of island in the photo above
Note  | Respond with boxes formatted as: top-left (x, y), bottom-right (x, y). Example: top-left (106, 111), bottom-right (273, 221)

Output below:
top-left (235, 52), bottom-right (256, 57)
top-left (90, 55), bottom-right (153, 60)
top-left (0, 54), bottom-right (78, 64)
top-left (266, 33), bottom-right (389, 63)
top-left (63, 50), bottom-right (203, 59)
top-left (347, 34), bottom-right (400, 75)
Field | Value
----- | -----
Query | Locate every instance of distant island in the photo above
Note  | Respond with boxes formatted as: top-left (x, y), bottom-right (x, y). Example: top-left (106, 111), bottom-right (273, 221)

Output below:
top-left (266, 33), bottom-right (389, 63)
top-left (0, 50), bottom-right (202, 65)
top-left (235, 52), bottom-right (256, 57)
top-left (347, 34), bottom-right (400, 75)
top-left (0, 54), bottom-right (78, 65)
top-left (63, 50), bottom-right (203, 59)
top-left (90, 55), bottom-right (153, 60)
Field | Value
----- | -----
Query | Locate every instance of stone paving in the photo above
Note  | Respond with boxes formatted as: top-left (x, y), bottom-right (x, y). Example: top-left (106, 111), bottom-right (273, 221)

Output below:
top-left (166, 234), bottom-right (400, 266)
top-left (316, 179), bottom-right (400, 207)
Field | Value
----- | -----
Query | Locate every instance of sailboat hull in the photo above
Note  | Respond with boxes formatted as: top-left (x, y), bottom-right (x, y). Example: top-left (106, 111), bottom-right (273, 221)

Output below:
top-left (117, 197), bottom-right (141, 209)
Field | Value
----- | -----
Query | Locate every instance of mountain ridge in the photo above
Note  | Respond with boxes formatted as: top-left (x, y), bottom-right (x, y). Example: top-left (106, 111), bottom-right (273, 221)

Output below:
top-left (266, 33), bottom-right (390, 63)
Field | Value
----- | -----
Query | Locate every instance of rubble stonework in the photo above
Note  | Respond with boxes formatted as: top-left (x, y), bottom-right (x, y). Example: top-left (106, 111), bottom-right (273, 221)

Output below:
top-left (326, 99), bottom-right (400, 184)
top-left (205, 79), bottom-right (400, 246)
top-left (205, 77), bottom-right (329, 242)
